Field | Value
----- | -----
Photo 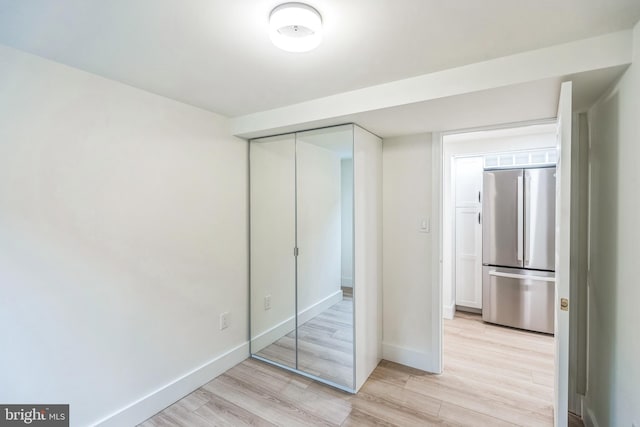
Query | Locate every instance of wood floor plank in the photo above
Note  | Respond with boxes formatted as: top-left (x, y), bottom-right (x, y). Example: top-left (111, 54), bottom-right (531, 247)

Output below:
top-left (437, 401), bottom-right (519, 427)
top-left (405, 376), bottom-right (552, 426)
top-left (193, 393), bottom-right (276, 427)
top-left (340, 408), bottom-right (395, 427)
top-left (443, 359), bottom-right (553, 402)
top-left (532, 370), bottom-right (555, 387)
top-left (350, 390), bottom-right (444, 426)
top-left (172, 390), bottom-right (209, 411)
top-left (160, 403), bottom-right (215, 427)
top-left (142, 412), bottom-right (179, 427)
top-left (411, 371), bottom-right (553, 416)
top-left (446, 337), bottom-right (553, 369)
top-left (443, 346), bottom-right (542, 382)
top-left (359, 376), bottom-right (442, 417)
top-left (368, 360), bottom-right (431, 389)
top-left (206, 373), bottom-right (337, 427)
top-left (230, 361), bottom-right (352, 425)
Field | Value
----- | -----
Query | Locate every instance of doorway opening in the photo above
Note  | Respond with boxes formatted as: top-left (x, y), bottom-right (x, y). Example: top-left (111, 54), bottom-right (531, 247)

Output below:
top-left (439, 122), bottom-right (560, 425)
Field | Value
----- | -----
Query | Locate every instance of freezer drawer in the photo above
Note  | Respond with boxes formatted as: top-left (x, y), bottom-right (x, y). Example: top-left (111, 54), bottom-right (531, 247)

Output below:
top-left (482, 266), bottom-right (555, 334)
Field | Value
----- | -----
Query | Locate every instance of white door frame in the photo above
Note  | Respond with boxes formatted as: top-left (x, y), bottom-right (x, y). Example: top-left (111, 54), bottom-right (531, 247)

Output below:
top-left (431, 112), bottom-right (572, 426)
top-left (554, 81), bottom-right (572, 427)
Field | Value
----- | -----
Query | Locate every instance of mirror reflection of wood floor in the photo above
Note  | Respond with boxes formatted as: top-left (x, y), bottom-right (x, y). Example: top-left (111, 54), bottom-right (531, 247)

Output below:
top-left (255, 294), bottom-right (354, 388)
top-left (140, 311), bottom-right (584, 427)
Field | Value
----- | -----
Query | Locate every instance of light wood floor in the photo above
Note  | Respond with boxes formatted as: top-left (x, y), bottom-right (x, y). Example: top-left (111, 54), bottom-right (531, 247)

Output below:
top-left (140, 311), bottom-right (583, 426)
top-left (255, 296), bottom-right (354, 388)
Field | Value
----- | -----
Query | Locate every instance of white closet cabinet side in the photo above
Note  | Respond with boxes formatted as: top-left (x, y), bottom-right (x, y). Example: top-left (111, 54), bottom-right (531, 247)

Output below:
top-left (353, 125), bottom-right (382, 391)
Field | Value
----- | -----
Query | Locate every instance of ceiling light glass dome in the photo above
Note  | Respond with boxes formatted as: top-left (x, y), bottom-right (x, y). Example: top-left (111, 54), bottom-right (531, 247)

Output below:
top-left (269, 3), bottom-right (323, 53)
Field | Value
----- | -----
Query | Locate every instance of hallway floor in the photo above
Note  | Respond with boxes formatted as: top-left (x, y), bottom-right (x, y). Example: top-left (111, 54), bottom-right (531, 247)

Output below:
top-left (442, 311), bottom-right (555, 425)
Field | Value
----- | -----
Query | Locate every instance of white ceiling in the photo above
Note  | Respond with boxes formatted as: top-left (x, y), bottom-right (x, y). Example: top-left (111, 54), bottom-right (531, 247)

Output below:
top-left (0, 0), bottom-right (638, 118)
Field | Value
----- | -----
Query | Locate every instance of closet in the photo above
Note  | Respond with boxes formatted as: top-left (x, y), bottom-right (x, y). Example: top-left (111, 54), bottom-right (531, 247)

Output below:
top-left (249, 124), bottom-right (381, 392)
top-left (454, 156), bottom-right (483, 310)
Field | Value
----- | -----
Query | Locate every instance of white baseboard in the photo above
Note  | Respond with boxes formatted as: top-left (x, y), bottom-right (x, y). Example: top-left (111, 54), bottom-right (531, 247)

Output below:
top-left (382, 342), bottom-right (433, 372)
top-left (443, 303), bottom-right (455, 320)
top-left (94, 342), bottom-right (249, 427)
top-left (341, 276), bottom-right (353, 287)
top-left (299, 290), bottom-right (343, 325)
top-left (583, 406), bottom-right (600, 427)
top-left (251, 290), bottom-right (343, 353)
top-left (250, 316), bottom-right (296, 354)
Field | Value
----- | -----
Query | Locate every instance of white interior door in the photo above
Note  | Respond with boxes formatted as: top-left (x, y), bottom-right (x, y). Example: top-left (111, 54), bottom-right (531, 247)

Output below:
top-left (554, 81), bottom-right (572, 426)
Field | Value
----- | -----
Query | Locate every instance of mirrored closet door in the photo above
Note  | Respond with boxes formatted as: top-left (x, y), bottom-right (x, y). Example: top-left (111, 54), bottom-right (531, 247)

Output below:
top-left (250, 124), bottom-right (381, 393)
top-left (249, 133), bottom-right (297, 370)
top-left (296, 126), bottom-right (354, 388)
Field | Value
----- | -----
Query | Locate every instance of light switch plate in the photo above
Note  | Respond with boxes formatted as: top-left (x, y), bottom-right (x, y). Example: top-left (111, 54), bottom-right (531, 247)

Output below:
top-left (419, 217), bottom-right (430, 233)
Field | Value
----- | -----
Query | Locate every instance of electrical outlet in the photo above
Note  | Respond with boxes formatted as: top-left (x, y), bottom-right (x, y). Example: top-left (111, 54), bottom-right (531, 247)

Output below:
top-left (264, 295), bottom-right (272, 310)
top-left (219, 312), bottom-right (229, 330)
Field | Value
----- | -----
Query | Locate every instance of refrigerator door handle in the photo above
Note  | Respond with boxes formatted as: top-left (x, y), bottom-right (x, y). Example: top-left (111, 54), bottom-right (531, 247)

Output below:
top-left (524, 171), bottom-right (531, 266)
top-left (488, 270), bottom-right (556, 282)
top-left (517, 175), bottom-right (524, 262)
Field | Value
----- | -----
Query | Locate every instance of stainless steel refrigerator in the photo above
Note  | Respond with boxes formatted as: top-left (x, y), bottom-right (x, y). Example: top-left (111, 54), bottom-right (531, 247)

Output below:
top-left (482, 167), bottom-right (556, 334)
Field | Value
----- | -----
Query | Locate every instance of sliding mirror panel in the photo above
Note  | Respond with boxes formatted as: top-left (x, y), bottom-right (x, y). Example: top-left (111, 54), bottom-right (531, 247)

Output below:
top-left (249, 134), bottom-right (296, 369)
top-left (296, 125), bottom-right (355, 389)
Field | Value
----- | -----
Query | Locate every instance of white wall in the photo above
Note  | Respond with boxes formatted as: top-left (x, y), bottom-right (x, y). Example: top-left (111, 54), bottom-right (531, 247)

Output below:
top-left (341, 159), bottom-right (354, 287)
top-left (0, 44), bottom-right (248, 426)
top-left (583, 20), bottom-right (640, 427)
top-left (381, 133), bottom-right (435, 371)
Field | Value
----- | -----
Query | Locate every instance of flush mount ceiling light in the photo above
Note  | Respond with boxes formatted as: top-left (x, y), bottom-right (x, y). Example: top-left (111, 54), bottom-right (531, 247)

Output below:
top-left (269, 2), bottom-right (322, 53)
